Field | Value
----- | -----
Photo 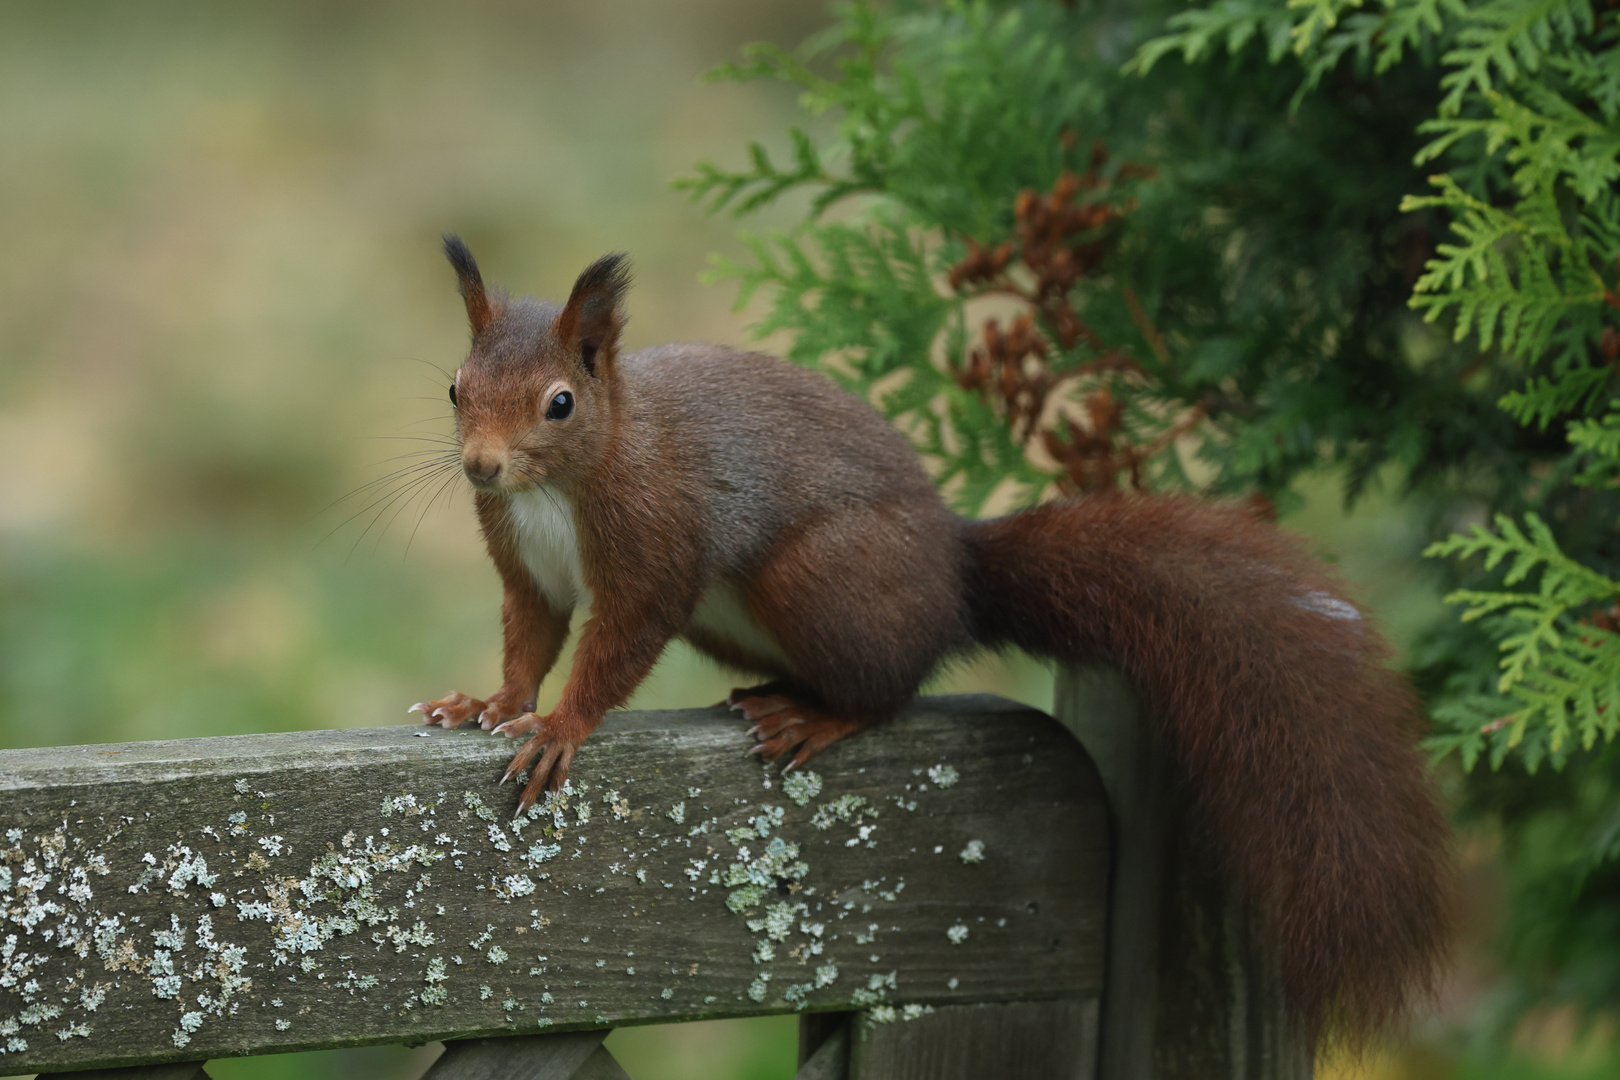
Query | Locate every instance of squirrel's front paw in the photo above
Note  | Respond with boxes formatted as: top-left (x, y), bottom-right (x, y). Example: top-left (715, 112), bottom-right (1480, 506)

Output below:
top-left (408, 691), bottom-right (486, 729)
top-left (493, 711), bottom-right (595, 815)
top-left (474, 690), bottom-right (532, 732)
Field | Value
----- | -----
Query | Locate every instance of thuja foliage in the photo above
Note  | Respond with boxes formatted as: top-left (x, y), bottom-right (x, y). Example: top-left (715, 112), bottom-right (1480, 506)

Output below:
top-left (1108, 0), bottom-right (1620, 789)
top-left (683, 0), bottom-right (1620, 1032)
top-left (681, 1), bottom-right (1528, 513)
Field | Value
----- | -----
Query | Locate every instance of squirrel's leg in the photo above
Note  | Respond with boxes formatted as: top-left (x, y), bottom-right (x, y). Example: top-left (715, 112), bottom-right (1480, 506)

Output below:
top-left (480, 586), bottom-right (571, 728)
top-left (496, 580), bottom-right (701, 812)
top-left (736, 506), bottom-right (970, 769)
top-left (413, 558), bottom-right (570, 730)
top-left (411, 596), bottom-right (568, 729)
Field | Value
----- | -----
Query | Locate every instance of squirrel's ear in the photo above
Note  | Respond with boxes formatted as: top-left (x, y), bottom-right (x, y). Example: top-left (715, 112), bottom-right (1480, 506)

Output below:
top-left (443, 233), bottom-right (499, 336)
top-left (554, 253), bottom-right (631, 379)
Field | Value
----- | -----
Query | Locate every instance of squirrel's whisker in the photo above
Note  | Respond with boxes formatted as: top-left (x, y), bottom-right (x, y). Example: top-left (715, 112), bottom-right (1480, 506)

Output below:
top-left (322, 458), bottom-right (461, 555)
top-left (404, 467), bottom-right (469, 558)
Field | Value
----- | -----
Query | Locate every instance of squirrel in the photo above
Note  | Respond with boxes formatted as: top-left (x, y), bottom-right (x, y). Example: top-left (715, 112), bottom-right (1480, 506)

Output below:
top-left (412, 235), bottom-right (1451, 1045)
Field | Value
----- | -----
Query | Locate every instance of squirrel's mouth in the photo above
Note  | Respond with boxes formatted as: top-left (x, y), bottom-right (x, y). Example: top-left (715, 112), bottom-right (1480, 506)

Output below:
top-left (461, 445), bottom-right (547, 494)
top-left (465, 473), bottom-right (541, 496)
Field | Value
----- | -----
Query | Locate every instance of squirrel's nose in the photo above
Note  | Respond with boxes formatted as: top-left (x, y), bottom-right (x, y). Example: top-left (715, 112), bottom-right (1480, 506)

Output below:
top-left (462, 449), bottom-right (506, 485)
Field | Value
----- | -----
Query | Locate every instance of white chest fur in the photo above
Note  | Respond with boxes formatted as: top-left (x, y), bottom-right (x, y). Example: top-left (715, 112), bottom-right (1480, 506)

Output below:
top-left (506, 488), bottom-right (592, 612)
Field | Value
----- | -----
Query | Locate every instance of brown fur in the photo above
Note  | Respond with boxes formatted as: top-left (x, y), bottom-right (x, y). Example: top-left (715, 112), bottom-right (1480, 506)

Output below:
top-left (417, 240), bottom-right (1453, 1048)
top-left (443, 234), bottom-right (500, 335)
top-left (964, 498), bottom-right (1452, 1044)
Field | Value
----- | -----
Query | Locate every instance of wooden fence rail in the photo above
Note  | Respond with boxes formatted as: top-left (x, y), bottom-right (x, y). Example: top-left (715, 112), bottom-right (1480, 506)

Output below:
top-left (0, 695), bottom-right (1113, 1079)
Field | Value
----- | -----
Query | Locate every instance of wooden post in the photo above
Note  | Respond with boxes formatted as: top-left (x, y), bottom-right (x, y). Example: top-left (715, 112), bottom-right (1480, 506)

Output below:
top-left (1053, 666), bottom-right (1311, 1080)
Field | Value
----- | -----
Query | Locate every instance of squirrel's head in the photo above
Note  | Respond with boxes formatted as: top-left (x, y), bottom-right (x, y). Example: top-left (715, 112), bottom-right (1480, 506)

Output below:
top-left (441, 235), bottom-right (631, 494)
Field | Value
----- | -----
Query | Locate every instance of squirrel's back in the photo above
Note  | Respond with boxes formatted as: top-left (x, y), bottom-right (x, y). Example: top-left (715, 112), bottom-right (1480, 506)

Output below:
top-left (620, 344), bottom-right (959, 573)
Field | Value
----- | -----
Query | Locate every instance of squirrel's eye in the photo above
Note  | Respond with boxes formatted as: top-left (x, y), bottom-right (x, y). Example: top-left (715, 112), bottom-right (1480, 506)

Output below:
top-left (545, 390), bottom-right (574, 421)
top-left (448, 384), bottom-right (458, 408)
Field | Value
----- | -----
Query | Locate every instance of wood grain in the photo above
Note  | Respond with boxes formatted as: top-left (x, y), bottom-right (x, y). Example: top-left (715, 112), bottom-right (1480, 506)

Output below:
top-left (421, 1030), bottom-right (605, 1079)
top-left (792, 1022), bottom-right (848, 1080)
top-left (850, 999), bottom-right (1097, 1080)
top-left (0, 694), bottom-right (1106, 1074)
top-left (34, 1064), bottom-right (210, 1080)
top-left (570, 1045), bottom-right (632, 1080)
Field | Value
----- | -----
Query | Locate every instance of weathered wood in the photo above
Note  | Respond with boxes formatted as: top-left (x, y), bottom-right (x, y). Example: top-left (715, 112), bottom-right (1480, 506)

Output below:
top-left (0, 694), bottom-right (1107, 1074)
top-left (1053, 667), bottom-right (1310, 1080)
top-left (571, 1045), bottom-right (632, 1080)
top-left (798, 1009), bottom-right (848, 1069)
top-left (422, 1030), bottom-right (605, 1079)
top-left (848, 999), bottom-right (1097, 1080)
top-left (793, 1020), bottom-right (848, 1080)
top-left (35, 1064), bottom-right (210, 1080)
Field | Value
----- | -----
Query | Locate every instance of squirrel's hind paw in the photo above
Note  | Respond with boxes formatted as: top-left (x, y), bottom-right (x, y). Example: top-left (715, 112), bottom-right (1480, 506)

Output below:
top-left (732, 695), bottom-right (868, 771)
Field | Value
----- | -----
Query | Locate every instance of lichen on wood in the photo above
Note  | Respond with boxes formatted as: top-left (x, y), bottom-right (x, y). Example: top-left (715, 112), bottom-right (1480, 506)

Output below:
top-left (0, 694), bottom-right (1106, 1073)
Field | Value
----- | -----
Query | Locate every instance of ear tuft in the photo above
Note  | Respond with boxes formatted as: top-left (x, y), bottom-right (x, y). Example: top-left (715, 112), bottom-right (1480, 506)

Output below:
top-left (443, 233), bottom-right (498, 336)
top-left (554, 253), bottom-right (632, 378)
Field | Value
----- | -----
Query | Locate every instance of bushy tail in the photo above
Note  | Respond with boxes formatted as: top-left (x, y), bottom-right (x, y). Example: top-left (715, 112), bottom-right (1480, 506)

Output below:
top-left (963, 495), bottom-right (1452, 1044)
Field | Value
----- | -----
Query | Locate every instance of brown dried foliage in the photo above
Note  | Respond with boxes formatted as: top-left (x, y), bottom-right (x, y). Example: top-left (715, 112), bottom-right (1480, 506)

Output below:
top-left (944, 140), bottom-right (1202, 496)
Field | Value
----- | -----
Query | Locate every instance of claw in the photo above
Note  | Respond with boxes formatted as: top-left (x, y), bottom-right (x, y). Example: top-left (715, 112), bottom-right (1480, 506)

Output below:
top-left (408, 703), bottom-right (427, 715)
top-left (734, 693), bottom-right (872, 768)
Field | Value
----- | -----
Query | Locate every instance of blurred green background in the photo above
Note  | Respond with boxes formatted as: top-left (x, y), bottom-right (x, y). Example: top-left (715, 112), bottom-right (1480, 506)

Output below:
top-left (0, 2), bottom-right (1500, 1077)
top-left (0, 3), bottom-right (1041, 1077)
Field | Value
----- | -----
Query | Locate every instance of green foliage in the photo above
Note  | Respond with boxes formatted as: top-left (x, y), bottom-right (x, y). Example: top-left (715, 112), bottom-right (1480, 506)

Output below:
top-left (681, 2), bottom-right (1098, 514)
top-left (1134, 0), bottom-right (1620, 759)
top-left (682, 0), bottom-right (1524, 511)
top-left (687, 0), bottom-right (1620, 1037)
top-left (1143, 0), bottom-right (1620, 1028)
top-left (678, 2), bottom-right (1088, 237)
top-left (1425, 514), bottom-right (1620, 770)
top-left (1387, 0), bottom-right (1618, 777)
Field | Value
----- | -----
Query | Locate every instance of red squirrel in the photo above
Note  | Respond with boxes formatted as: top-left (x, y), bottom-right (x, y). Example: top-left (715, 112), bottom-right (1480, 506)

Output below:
top-left (413, 236), bottom-right (1450, 1042)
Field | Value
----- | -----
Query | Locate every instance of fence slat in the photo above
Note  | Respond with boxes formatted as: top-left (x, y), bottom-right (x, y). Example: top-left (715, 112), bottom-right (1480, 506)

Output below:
top-left (570, 1045), bottom-right (632, 1080)
top-left (421, 1030), bottom-right (606, 1079)
top-left (848, 999), bottom-right (1097, 1079)
top-left (0, 694), bottom-right (1107, 1074)
top-left (792, 1020), bottom-right (848, 1080)
top-left (35, 1063), bottom-right (210, 1080)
